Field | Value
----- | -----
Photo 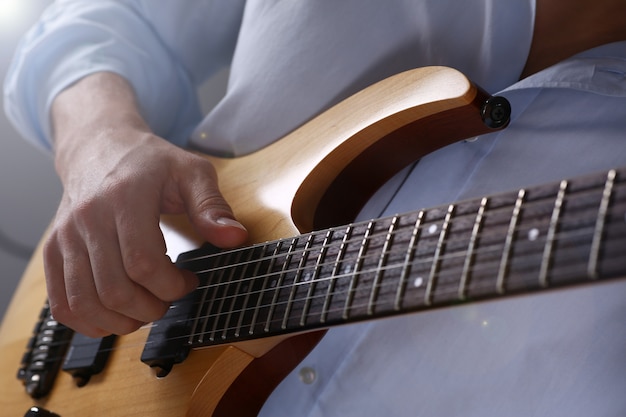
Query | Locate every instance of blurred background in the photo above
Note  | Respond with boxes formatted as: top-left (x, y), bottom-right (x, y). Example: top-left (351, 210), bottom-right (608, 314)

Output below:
top-left (0, 0), bottom-right (228, 322)
top-left (0, 0), bottom-right (59, 320)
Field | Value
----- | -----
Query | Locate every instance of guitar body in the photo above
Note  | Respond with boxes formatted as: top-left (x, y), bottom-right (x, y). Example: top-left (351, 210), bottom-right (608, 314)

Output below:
top-left (0, 67), bottom-right (506, 416)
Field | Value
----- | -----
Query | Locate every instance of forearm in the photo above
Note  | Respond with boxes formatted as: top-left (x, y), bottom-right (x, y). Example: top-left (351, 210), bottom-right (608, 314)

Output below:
top-left (51, 72), bottom-right (150, 177)
top-left (5, 0), bottom-right (230, 150)
top-left (52, 72), bottom-right (148, 137)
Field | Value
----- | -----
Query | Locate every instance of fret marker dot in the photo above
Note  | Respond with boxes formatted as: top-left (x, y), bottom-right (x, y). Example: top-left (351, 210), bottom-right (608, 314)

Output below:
top-left (528, 228), bottom-right (540, 241)
top-left (428, 224), bottom-right (438, 235)
top-left (270, 279), bottom-right (277, 288)
top-left (303, 272), bottom-right (312, 282)
top-left (414, 277), bottom-right (424, 288)
top-left (343, 265), bottom-right (352, 275)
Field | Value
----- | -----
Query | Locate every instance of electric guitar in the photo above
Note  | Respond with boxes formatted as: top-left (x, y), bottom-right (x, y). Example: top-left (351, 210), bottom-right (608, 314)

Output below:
top-left (0, 67), bottom-right (623, 417)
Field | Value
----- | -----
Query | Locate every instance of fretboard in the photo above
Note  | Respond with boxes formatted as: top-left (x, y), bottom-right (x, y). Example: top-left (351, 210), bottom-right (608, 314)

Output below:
top-left (174, 167), bottom-right (626, 348)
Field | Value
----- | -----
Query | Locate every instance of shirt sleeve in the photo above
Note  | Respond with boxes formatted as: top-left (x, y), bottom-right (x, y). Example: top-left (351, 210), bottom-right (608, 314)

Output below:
top-left (2, 0), bottom-right (245, 152)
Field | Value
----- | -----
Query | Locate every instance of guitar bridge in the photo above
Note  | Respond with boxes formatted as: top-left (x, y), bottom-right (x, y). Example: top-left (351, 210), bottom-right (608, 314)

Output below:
top-left (18, 301), bottom-right (73, 399)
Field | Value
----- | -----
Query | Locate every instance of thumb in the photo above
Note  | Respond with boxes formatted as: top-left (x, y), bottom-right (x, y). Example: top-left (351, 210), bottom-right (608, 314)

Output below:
top-left (179, 167), bottom-right (248, 249)
top-left (203, 214), bottom-right (249, 248)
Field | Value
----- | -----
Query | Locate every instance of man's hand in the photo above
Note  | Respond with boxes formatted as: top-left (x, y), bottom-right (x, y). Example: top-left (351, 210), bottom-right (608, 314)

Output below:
top-left (47, 73), bottom-right (247, 337)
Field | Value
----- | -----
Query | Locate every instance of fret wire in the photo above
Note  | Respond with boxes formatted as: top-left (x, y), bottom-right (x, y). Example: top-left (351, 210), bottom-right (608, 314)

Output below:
top-left (184, 197), bottom-right (526, 287)
top-left (209, 249), bottom-right (245, 342)
top-left (186, 180), bottom-right (616, 330)
top-left (458, 198), bottom-right (488, 300)
top-left (168, 250), bottom-right (604, 350)
top-left (182, 221), bottom-right (608, 345)
top-left (343, 221), bottom-right (374, 320)
top-left (300, 230), bottom-right (333, 326)
top-left (185, 203), bottom-right (528, 314)
top-left (425, 205), bottom-right (454, 306)
top-left (191, 223), bottom-right (598, 325)
top-left (281, 234), bottom-right (314, 330)
top-left (190, 248), bottom-right (569, 336)
top-left (187, 267), bottom-right (213, 344)
top-left (165, 172), bottom-right (624, 344)
top-left (321, 225), bottom-right (352, 323)
top-left (264, 237), bottom-right (298, 333)
top-left (587, 169), bottom-right (616, 279)
top-left (195, 252), bottom-right (231, 344)
top-left (538, 180), bottom-right (568, 288)
top-left (367, 216), bottom-right (398, 315)
top-left (177, 178), bottom-right (580, 274)
top-left (496, 189), bottom-right (525, 294)
top-left (190, 225), bottom-right (542, 320)
top-left (272, 232), bottom-right (593, 322)
top-left (220, 248), bottom-right (255, 340)
top-left (394, 210), bottom-right (424, 310)
top-left (248, 241), bottom-right (283, 335)
top-left (234, 245), bottom-right (267, 337)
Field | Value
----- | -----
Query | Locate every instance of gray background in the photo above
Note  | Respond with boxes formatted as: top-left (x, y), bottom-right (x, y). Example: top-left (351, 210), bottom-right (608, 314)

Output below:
top-left (0, 0), bottom-right (59, 321)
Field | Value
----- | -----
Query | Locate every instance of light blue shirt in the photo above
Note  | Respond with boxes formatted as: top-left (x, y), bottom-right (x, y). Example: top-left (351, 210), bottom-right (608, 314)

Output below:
top-left (4, 0), bottom-right (534, 153)
top-left (4, 1), bottom-right (625, 416)
top-left (262, 42), bottom-right (626, 417)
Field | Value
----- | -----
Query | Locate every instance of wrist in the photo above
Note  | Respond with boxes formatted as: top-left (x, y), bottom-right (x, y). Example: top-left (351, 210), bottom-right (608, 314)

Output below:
top-left (51, 72), bottom-right (152, 179)
top-left (51, 72), bottom-right (150, 143)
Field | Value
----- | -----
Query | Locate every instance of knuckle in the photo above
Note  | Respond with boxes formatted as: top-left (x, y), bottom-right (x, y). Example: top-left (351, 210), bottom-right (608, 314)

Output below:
top-left (66, 294), bottom-right (95, 318)
top-left (48, 215), bottom-right (79, 250)
top-left (196, 194), bottom-right (233, 216)
top-left (50, 288), bottom-right (142, 336)
top-left (191, 184), bottom-right (232, 215)
top-left (42, 236), bottom-right (59, 262)
top-left (173, 152), bottom-right (216, 182)
top-left (98, 286), bottom-right (135, 312)
top-left (48, 301), bottom-right (72, 324)
top-left (123, 249), bottom-right (157, 283)
top-left (187, 153), bottom-right (217, 175)
top-left (71, 199), bottom-right (102, 228)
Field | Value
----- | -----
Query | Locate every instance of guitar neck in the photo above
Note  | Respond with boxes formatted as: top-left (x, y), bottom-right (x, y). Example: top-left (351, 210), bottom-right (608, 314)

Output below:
top-left (174, 167), bottom-right (625, 348)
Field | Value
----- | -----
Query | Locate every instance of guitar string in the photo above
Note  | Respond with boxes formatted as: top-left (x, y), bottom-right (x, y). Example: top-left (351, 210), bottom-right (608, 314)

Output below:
top-left (25, 176), bottom-right (624, 365)
top-left (50, 237), bottom-right (622, 369)
top-left (182, 225), bottom-right (599, 316)
top-left (175, 180), bottom-right (622, 291)
top-left (45, 222), bottom-right (621, 365)
top-left (174, 225), bottom-right (603, 334)
top-left (36, 229), bottom-right (625, 368)
top-left (149, 187), bottom-right (620, 346)
top-left (181, 196), bottom-right (612, 299)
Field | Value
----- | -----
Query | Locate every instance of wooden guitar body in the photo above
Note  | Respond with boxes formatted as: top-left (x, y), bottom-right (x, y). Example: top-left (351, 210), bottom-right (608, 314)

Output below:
top-left (0, 66), bottom-right (567, 416)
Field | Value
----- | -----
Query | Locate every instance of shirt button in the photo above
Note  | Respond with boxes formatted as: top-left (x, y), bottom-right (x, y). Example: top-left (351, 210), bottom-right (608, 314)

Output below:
top-left (298, 366), bottom-right (317, 384)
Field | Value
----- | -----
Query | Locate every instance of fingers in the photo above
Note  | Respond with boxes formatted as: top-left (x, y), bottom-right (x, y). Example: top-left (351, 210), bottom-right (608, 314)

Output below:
top-left (115, 206), bottom-right (199, 303)
top-left (45, 191), bottom-right (193, 336)
top-left (91, 214), bottom-right (173, 322)
top-left (44, 138), bottom-right (246, 336)
top-left (175, 156), bottom-right (248, 249)
top-left (44, 223), bottom-right (141, 337)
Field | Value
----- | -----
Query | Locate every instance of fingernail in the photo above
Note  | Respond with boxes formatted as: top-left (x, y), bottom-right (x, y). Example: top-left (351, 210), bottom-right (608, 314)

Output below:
top-left (216, 217), bottom-right (247, 231)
